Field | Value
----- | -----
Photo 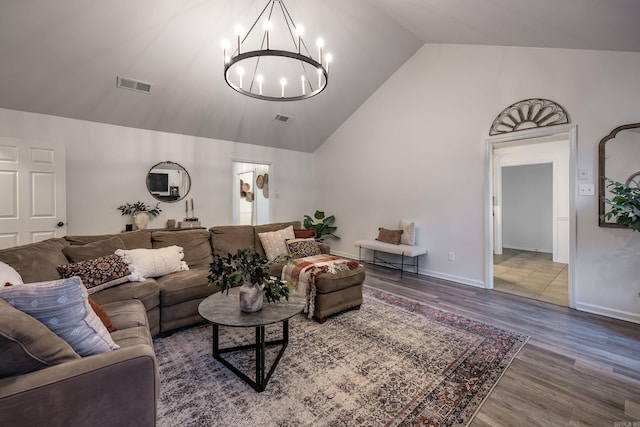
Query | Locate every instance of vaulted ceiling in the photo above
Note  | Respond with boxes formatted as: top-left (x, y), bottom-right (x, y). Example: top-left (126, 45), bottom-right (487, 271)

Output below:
top-left (0, 0), bottom-right (639, 152)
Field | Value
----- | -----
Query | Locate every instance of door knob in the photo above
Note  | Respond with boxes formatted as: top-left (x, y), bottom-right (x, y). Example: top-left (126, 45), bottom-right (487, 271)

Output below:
top-left (56, 221), bottom-right (65, 227)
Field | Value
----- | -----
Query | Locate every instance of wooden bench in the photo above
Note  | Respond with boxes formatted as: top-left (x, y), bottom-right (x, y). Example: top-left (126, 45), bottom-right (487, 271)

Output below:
top-left (354, 239), bottom-right (427, 277)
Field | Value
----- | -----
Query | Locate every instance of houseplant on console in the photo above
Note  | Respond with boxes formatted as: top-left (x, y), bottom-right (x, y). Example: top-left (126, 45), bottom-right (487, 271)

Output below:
top-left (601, 178), bottom-right (640, 232)
top-left (117, 201), bottom-right (162, 230)
top-left (208, 248), bottom-right (293, 312)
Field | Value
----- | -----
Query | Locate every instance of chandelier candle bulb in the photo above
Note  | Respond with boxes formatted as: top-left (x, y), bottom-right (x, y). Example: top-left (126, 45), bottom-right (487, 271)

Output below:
top-left (297, 25), bottom-right (304, 54)
top-left (317, 38), bottom-right (324, 65)
top-left (301, 75), bottom-right (305, 95)
top-left (264, 21), bottom-right (272, 50)
top-left (222, 40), bottom-right (229, 64)
top-left (280, 78), bottom-right (286, 97)
top-left (235, 26), bottom-right (243, 54)
top-left (257, 75), bottom-right (263, 95)
top-left (237, 67), bottom-right (244, 89)
top-left (317, 68), bottom-right (322, 87)
top-left (325, 53), bottom-right (332, 74)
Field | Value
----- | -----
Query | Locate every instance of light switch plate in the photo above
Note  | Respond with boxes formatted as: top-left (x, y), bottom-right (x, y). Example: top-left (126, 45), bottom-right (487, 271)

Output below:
top-left (578, 169), bottom-right (589, 179)
top-left (579, 184), bottom-right (595, 196)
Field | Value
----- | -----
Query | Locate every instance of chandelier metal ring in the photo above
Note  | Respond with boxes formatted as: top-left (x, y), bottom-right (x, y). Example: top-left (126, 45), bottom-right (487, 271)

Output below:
top-left (224, 49), bottom-right (328, 101)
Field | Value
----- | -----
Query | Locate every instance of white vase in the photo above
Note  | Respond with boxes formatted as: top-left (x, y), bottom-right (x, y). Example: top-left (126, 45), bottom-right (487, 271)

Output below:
top-left (133, 211), bottom-right (150, 230)
top-left (238, 282), bottom-right (264, 313)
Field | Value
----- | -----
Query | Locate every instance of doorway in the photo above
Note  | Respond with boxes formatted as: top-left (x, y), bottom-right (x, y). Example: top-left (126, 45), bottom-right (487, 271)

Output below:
top-left (232, 161), bottom-right (270, 225)
top-left (485, 127), bottom-right (576, 308)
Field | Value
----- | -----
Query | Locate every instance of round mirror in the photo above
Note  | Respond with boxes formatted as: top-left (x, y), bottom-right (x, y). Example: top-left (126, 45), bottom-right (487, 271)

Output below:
top-left (146, 161), bottom-right (191, 203)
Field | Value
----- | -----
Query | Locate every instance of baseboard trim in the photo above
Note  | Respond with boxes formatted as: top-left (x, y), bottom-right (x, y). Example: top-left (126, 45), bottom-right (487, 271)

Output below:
top-left (575, 302), bottom-right (640, 324)
top-left (334, 249), bottom-right (486, 289)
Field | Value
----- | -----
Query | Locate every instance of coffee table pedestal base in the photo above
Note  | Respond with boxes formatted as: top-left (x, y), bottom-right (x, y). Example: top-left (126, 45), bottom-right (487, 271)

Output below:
top-left (212, 320), bottom-right (289, 392)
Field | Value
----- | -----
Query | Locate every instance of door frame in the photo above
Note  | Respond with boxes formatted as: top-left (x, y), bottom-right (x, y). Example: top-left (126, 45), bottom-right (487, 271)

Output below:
top-left (484, 124), bottom-right (577, 308)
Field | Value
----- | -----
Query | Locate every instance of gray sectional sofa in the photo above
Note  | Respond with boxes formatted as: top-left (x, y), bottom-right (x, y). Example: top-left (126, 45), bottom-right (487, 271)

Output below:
top-left (0, 221), bottom-right (364, 426)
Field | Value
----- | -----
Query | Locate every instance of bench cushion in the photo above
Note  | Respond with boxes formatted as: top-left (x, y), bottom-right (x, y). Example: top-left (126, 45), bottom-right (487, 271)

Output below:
top-left (354, 239), bottom-right (427, 257)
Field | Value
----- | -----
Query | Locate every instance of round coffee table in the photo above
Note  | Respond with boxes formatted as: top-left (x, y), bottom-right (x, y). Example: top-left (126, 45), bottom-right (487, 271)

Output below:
top-left (198, 287), bottom-right (305, 392)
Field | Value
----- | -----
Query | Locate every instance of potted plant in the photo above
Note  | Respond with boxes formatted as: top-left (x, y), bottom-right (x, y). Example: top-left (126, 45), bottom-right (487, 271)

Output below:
top-left (208, 248), bottom-right (293, 312)
top-left (303, 210), bottom-right (340, 241)
top-left (117, 201), bottom-right (162, 230)
top-left (601, 178), bottom-right (640, 232)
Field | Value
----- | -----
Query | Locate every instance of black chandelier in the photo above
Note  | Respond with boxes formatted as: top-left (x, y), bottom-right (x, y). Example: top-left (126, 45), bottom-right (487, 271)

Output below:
top-left (223, 0), bottom-right (331, 101)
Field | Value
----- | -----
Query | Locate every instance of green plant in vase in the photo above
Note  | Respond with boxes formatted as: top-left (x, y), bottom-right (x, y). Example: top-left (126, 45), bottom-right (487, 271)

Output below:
top-left (601, 178), bottom-right (640, 232)
top-left (117, 201), bottom-right (162, 230)
top-left (208, 248), bottom-right (293, 312)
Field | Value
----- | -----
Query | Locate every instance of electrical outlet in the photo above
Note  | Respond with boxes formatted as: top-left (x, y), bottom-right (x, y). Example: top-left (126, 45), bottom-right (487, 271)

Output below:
top-left (578, 184), bottom-right (595, 196)
top-left (448, 251), bottom-right (455, 262)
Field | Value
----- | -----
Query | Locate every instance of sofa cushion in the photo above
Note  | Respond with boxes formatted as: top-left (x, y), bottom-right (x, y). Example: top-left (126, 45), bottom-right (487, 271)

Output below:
top-left (0, 277), bottom-right (119, 356)
top-left (155, 267), bottom-right (215, 306)
top-left (315, 266), bottom-right (366, 294)
top-left (0, 298), bottom-right (80, 378)
top-left (258, 225), bottom-right (295, 261)
top-left (101, 300), bottom-right (149, 331)
top-left (90, 278), bottom-right (160, 312)
top-left (115, 246), bottom-right (188, 281)
top-left (1, 261), bottom-right (23, 286)
top-left (110, 326), bottom-right (153, 349)
top-left (151, 229), bottom-right (213, 268)
top-left (56, 255), bottom-right (130, 294)
top-left (65, 230), bottom-right (152, 249)
top-left (62, 236), bottom-right (127, 263)
top-left (210, 225), bottom-right (255, 259)
top-left (0, 238), bottom-right (69, 283)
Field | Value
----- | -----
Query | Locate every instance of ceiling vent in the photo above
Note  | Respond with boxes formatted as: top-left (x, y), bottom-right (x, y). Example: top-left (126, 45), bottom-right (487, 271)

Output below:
top-left (116, 76), bottom-right (152, 94)
top-left (274, 114), bottom-right (294, 124)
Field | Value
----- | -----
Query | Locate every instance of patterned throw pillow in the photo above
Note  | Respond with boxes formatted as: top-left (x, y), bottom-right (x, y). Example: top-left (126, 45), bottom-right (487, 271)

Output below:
top-left (376, 228), bottom-right (404, 245)
top-left (258, 225), bottom-right (295, 261)
top-left (0, 298), bottom-right (80, 378)
top-left (57, 255), bottom-right (130, 294)
top-left (286, 238), bottom-right (322, 258)
top-left (0, 276), bottom-right (120, 356)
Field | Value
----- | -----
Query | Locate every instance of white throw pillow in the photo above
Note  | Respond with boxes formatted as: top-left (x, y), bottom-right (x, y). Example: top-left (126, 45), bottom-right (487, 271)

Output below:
top-left (258, 225), bottom-right (295, 261)
top-left (1, 261), bottom-right (23, 286)
top-left (0, 276), bottom-right (119, 356)
top-left (115, 246), bottom-right (188, 282)
top-left (399, 220), bottom-right (416, 245)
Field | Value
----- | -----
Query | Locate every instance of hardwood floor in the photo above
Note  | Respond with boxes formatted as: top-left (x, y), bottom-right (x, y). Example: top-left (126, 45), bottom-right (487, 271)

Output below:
top-left (362, 265), bottom-right (640, 426)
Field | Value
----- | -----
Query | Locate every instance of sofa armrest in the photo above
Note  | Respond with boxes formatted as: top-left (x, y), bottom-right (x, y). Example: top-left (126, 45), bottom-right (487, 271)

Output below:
top-left (318, 242), bottom-right (331, 254)
top-left (0, 344), bottom-right (158, 427)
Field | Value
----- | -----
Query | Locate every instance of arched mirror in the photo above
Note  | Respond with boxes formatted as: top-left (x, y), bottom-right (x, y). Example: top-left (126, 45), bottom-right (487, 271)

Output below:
top-left (146, 161), bottom-right (191, 203)
top-left (598, 123), bottom-right (640, 228)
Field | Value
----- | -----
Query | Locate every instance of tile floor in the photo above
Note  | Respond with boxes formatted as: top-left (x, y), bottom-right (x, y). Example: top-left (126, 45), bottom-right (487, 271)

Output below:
top-left (493, 248), bottom-right (568, 307)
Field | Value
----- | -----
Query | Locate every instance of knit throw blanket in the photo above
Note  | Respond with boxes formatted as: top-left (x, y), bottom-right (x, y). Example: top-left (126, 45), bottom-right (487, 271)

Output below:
top-left (282, 254), bottom-right (361, 318)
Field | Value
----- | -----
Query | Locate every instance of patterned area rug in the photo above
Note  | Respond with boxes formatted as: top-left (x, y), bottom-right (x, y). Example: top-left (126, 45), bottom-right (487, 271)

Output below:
top-left (154, 287), bottom-right (528, 426)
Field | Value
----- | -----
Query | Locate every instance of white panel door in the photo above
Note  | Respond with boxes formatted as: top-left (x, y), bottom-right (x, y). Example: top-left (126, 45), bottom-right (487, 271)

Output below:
top-left (0, 137), bottom-right (66, 249)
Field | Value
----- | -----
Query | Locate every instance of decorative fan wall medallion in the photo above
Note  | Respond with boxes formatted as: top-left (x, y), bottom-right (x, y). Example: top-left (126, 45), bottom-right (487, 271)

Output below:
top-left (489, 98), bottom-right (570, 136)
top-left (626, 171), bottom-right (640, 188)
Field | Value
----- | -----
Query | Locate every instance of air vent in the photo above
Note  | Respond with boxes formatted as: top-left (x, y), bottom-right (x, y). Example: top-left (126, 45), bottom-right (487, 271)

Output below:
top-left (274, 114), bottom-right (294, 124)
top-left (116, 76), bottom-right (152, 94)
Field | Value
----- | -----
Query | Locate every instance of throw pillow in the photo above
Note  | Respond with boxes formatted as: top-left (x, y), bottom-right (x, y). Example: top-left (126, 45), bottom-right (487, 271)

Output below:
top-left (115, 246), bottom-right (188, 282)
top-left (62, 236), bottom-right (127, 263)
top-left (0, 276), bottom-right (120, 356)
top-left (88, 298), bottom-right (117, 333)
top-left (57, 255), bottom-right (130, 294)
top-left (1, 261), bottom-right (23, 286)
top-left (258, 225), bottom-right (295, 261)
top-left (399, 220), bottom-right (416, 245)
top-left (293, 228), bottom-right (315, 239)
top-left (0, 298), bottom-right (80, 379)
top-left (286, 238), bottom-right (322, 258)
top-left (376, 227), bottom-right (403, 245)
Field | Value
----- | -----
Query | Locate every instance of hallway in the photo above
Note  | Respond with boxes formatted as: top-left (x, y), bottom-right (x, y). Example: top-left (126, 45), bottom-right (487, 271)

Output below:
top-left (494, 248), bottom-right (568, 306)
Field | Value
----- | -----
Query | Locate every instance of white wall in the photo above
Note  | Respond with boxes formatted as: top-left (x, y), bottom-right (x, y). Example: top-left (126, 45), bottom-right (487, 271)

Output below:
top-left (0, 108), bottom-right (316, 235)
top-left (315, 44), bottom-right (640, 322)
top-left (502, 164), bottom-right (553, 253)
